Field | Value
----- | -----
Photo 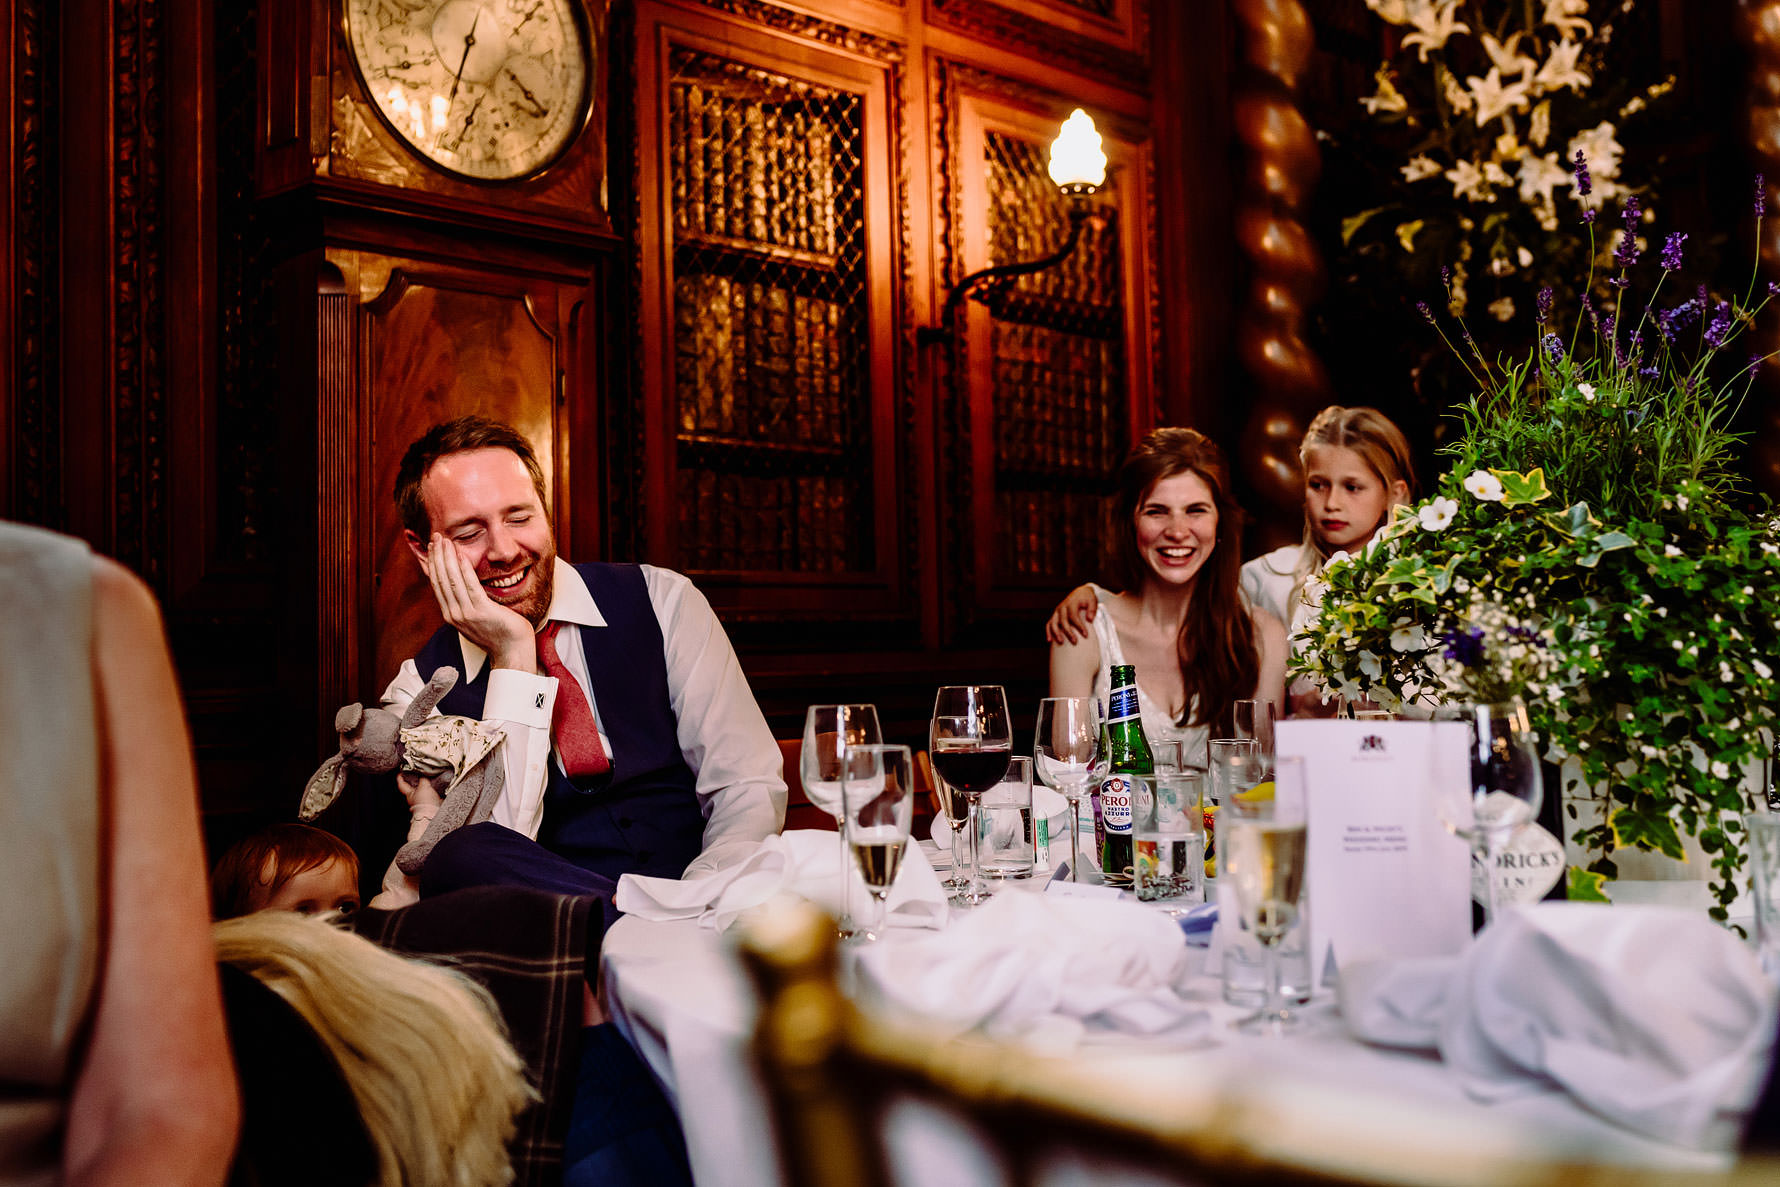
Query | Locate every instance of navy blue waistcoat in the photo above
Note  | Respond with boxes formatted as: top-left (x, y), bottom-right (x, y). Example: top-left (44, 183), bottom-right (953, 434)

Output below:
top-left (411, 563), bottom-right (706, 883)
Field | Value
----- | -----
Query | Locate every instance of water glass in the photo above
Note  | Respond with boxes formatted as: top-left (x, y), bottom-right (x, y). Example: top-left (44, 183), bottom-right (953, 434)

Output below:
top-left (1152, 740), bottom-right (1185, 774)
top-left (1749, 813), bottom-right (1780, 980)
top-left (802, 704), bottom-right (881, 938)
top-left (1232, 699), bottom-right (1278, 770)
top-left (1035, 696), bottom-right (1100, 883)
top-left (842, 744), bottom-right (915, 944)
top-left (1135, 769), bottom-right (1203, 913)
top-left (978, 756), bottom-right (1035, 880)
top-left (1223, 755), bottom-right (1311, 1034)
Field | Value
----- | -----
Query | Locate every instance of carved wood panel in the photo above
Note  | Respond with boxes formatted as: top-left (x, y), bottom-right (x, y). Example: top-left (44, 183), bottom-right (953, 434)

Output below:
top-left (933, 60), bottom-right (1156, 642)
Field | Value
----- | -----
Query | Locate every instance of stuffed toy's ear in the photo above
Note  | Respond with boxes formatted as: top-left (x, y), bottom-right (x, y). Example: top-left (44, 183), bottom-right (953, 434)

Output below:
top-left (298, 755), bottom-right (347, 821)
top-left (335, 703), bottom-right (364, 734)
top-left (400, 666), bottom-right (459, 731)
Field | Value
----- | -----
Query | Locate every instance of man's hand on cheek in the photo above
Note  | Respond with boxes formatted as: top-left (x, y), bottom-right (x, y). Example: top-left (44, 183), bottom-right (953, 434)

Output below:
top-left (422, 535), bottom-right (539, 673)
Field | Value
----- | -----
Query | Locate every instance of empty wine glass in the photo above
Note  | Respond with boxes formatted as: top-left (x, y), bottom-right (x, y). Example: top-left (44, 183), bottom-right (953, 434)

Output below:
top-left (1224, 755), bottom-right (1310, 1035)
top-left (1450, 701), bottom-right (1544, 929)
top-left (802, 704), bottom-right (882, 938)
top-left (930, 686), bottom-right (1013, 906)
top-left (1035, 696), bottom-right (1100, 883)
top-left (842, 743), bottom-right (915, 943)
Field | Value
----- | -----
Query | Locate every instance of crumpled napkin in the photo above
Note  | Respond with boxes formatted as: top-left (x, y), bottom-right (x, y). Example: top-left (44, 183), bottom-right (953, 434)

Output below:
top-left (1340, 903), bottom-right (1777, 1151)
top-left (614, 829), bottom-right (948, 932)
top-left (855, 890), bottom-right (1207, 1051)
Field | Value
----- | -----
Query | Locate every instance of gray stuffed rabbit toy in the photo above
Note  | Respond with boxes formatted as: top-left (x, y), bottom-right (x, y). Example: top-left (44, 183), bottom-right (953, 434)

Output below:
top-left (299, 666), bottom-right (504, 878)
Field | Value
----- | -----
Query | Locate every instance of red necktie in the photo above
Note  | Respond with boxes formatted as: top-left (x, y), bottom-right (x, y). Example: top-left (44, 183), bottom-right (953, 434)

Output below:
top-left (537, 622), bottom-right (611, 780)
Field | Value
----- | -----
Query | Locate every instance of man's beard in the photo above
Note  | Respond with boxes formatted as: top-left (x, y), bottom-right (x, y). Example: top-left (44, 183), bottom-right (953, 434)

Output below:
top-left (483, 540), bottom-right (557, 627)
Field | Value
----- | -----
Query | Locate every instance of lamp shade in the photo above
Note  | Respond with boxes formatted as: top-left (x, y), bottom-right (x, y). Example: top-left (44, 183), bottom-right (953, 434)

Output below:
top-left (1047, 108), bottom-right (1106, 191)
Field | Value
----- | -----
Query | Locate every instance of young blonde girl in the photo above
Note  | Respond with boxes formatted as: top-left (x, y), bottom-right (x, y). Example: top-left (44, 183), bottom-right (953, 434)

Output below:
top-left (1048, 407), bottom-right (1417, 716)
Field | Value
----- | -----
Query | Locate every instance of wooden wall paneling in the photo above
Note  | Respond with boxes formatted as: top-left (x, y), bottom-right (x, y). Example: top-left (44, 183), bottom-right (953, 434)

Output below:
top-left (352, 258), bottom-right (570, 698)
top-left (631, 1), bottom-right (916, 643)
top-left (4, 0), bottom-right (56, 525)
top-left (934, 60), bottom-right (1156, 644)
top-left (925, 0), bottom-right (1148, 89)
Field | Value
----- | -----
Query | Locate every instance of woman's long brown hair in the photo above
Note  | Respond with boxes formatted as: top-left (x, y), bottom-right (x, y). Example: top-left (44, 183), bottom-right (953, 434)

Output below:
top-left (1104, 427), bottom-right (1257, 733)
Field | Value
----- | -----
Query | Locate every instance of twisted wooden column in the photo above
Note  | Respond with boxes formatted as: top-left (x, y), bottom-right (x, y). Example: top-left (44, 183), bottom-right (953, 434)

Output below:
top-left (1231, 0), bottom-right (1332, 539)
top-left (1742, 0), bottom-right (1780, 499)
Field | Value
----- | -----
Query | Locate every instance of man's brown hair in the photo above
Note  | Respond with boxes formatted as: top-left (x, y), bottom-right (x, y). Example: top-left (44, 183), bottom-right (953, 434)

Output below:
top-left (393, 416), bottom-right (549, 537)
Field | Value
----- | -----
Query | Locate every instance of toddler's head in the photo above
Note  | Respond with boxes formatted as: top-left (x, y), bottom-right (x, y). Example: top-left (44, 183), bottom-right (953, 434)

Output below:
top-left (1299, 406), bottom-right (1416, 556)
top-left (212, 823), bottom-right (361, 920)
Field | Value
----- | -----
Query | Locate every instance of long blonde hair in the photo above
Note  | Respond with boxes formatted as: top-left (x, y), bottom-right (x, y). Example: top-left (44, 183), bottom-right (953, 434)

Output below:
top-left (214, 912), bottom-right (535, 1187)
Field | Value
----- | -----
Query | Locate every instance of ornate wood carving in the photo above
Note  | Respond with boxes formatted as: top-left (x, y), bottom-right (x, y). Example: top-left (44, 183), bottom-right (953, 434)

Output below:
top-left (10, 0), bottom-right (57, 525)
top-left (1230, 0), bottom-right (1329, 540)
top-left (1743, 0), bottom-right (1780, 499)
top-left (686, 0), bottom-right (907, 63)
top-left (928, 0), bottom-right (1146, 90)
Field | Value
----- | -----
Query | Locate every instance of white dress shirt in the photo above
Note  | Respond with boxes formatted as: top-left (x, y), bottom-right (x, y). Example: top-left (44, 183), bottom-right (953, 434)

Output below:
top-left (382, 559), bottom-right (786, 877)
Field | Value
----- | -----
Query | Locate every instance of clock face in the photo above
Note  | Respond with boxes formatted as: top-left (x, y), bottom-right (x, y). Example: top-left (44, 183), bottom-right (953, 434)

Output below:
top-left (346, 0), bottom-right (591, 181)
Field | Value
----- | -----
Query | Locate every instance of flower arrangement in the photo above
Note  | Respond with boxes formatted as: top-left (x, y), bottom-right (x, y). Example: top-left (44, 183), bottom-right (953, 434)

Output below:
top-left (1342, 0), bottom-right (1675, 324)
top-left (1294, 168), bottom-right (1780, 918)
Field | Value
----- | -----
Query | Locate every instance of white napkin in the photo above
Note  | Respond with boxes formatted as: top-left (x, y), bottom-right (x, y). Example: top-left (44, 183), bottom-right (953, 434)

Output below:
top-left (1344, 903), bottom-right (1777, 1150)
top-left (615, 829), bottom-right (948, 932)
top-left (855, 890), bottom-right (1207, 1052)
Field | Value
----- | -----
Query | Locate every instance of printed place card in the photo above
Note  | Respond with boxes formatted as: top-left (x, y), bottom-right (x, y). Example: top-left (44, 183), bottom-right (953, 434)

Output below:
top-left (1277, 720), bottom-right (1473, 979)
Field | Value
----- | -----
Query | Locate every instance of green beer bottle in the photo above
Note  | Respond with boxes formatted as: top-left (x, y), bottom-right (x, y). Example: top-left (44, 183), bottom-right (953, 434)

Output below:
top-left (1098, 664), bottom-right (1153, 887)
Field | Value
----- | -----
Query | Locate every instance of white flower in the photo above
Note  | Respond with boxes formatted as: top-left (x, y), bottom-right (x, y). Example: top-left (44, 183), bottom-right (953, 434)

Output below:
top-left (1466, 67), bottom-right (1532, 128)
top-left (1711, 761), bottom-right (1733, 780)
top-left (1326, 549), bottom-right (1353, 569)
top-left (1532, 39), bottom-right (1590, 95)
top-left (1401, 154), bottom-right (1443, 182)
top-left (1487, 296), bottom-right (1516, 322)
top-left (1464, 470), bottom-right (1505, 501)
top-left (1403, 0), bottom-right (1470, 62)
top-left (1757, 659), bottom-right (1775, 680)
top-left (1443, 69), bottom-right (1474, 114)
top-left (1543, 0), bottom-right (1593, 40)
top-left (1664, 544), bottom-right (1681, 557)
top-left (1529, 100), bottom-right (1552, 147)
top-left (1677, 494), bottom-right (1690, 511)
top-left (1576, 382), bottom-right (1595, 401)
top-left (1445, 159), bottom-right (1495, 203)
top-left (1566, 122), bottom-right (1624, 209)
top-left (1364, 0), bottom-right (1421, 24)
top-left (1419, 496), bottom-right (1460, 531)
top-left (1482, 32), bottom-right (1537, 79)
top-left (1516, 151), bottom-right (1572, 207)
top-left (1640, 744), bottom-right (1660, 759)
top-left (1361, 68), bottom-right (1409, 115)
top-left (1517, 246), bottom-right (1533, 267)
top-left (1390, 624), bottom-right (1427, 653)
top-left (1359, 650), bottom-right (1384, 680)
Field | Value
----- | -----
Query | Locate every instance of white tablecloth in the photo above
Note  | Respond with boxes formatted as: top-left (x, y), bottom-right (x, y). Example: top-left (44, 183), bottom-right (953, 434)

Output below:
top-left (600, 862), bottom-right (1739, 1187)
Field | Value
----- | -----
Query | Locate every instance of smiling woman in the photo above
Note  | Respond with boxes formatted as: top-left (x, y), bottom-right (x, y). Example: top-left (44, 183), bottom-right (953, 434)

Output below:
top-left (1048, 428), bottom-right (1287, 768)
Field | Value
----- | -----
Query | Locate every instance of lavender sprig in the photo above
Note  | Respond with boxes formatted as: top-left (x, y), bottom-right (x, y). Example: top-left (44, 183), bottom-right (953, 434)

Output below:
top-left (1660, 232), bottom-right (1686, 271)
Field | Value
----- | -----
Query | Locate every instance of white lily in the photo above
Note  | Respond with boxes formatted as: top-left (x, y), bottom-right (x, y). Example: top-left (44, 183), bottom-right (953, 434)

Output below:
top-left (1361, 68), bottom-right (1409, 115)
top-left (1481, 32), bottom-right (1537, 79)
top-left (1466, 67), bottom-right (1532, 128)
top-left (1533, 38), bottom-right (1590, 95)
top-left (1401, 154), bottom-right (1443, 182)
top-left (1515, 151), bottom-right (1572, 207)
top-left (1543, 0), bottom-right (1593, 40)
top-left (1403, 0), bottom-right (1470, 62)
top-left (1487, 296), bottom-right (1515, 322)
top-left (1445, 158), bottom-right (1494, 203)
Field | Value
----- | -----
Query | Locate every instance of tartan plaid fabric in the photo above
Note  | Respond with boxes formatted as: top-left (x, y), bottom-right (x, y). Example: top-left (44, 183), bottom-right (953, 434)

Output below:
top-left (354, 885), bottom-right (604, 1187)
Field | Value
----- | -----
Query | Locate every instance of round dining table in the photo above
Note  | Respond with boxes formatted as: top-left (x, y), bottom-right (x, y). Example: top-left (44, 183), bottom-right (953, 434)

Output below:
top-left (600, 846), bottom-right (1740, 1187)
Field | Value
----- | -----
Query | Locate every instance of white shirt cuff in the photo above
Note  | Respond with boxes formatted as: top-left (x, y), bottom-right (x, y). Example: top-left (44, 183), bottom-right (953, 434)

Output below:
top-left (485, 668), bottom-right (557, 727)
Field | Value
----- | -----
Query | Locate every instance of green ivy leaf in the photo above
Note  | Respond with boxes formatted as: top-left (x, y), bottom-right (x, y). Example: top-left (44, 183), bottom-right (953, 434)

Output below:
top-left (1566, 866), bottom-right (1612, 902)
top-left (1496, 468), bottom-right (1552, 507)
top-left (1593, 531), bottom-right (1635, 552)
top-left (1609, 805), bottom-right (1688, 861)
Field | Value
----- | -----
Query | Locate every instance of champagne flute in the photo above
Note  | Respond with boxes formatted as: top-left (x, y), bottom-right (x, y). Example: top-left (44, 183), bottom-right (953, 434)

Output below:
top-left (930, 715), bottom-right (973, 897)
top-left (1035, 696), bottom-right (1100, 883)
top-left (843, 744), bottom-right (915, 943)
top-left (930, 686), bottom-right (1013, 906)
top-left (801, 704), bottom-right (882, 938)
top-left (1225, 754), bottom-right (1310, 1035)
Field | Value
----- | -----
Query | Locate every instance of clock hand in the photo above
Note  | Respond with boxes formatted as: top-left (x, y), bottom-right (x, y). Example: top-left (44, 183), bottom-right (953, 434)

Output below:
top-left (507, 71), bottom-right (547, 118)
top-left (439, 7), bottom-right (483, 136)
top-left (446, 90), bottom-right (488, 152)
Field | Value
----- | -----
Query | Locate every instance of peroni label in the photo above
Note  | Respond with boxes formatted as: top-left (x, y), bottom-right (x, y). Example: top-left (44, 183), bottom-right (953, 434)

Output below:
top-left (1107, 686), bottom-right (1140, 722)
top-left (1099, 775), bottom-right (1139, 835)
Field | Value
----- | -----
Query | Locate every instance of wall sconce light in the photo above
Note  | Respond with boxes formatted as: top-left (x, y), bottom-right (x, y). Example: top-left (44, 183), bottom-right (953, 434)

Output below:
top-left (916, 108), bottom-right (1107, 348)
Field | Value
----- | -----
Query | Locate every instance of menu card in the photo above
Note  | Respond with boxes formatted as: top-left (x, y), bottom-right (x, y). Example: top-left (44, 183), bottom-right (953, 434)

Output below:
top-left (1276, 720), bottom-right (1473, 981)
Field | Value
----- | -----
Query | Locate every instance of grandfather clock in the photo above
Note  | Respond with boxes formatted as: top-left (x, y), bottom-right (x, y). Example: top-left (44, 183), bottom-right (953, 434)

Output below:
top-left (255, 0), bottom-right (619, 730)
